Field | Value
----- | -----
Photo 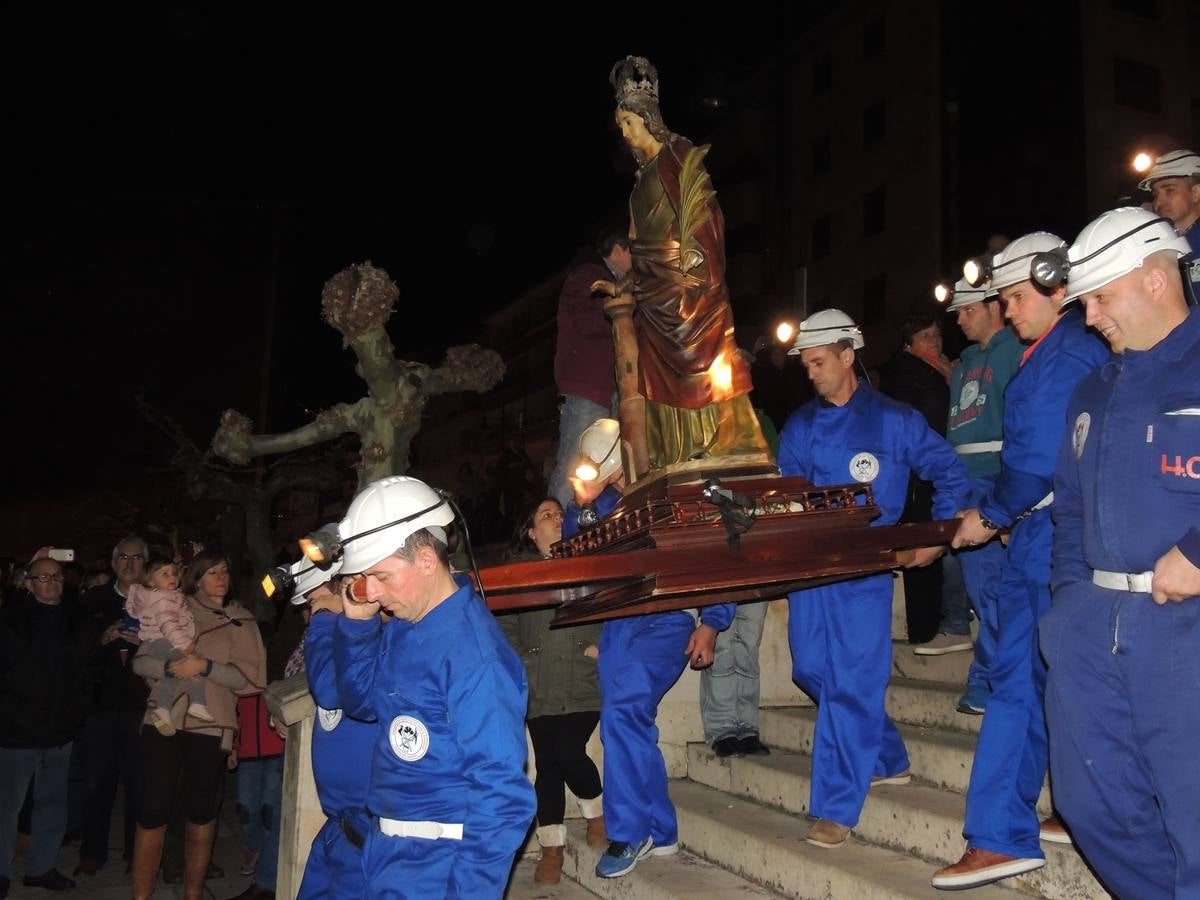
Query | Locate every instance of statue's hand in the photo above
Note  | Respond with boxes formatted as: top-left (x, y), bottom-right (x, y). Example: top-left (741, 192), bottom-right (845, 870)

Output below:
top-left (590, 279), bottom-right (617, 298)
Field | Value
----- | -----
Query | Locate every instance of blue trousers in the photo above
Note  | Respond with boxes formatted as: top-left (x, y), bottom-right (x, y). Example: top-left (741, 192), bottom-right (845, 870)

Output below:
top-left (963, 511), bottom-right (1051, 859)
top-left (236, 755), bottom-right (284, 889)
top-left (958, 477), bottom-right (1004, 691)
top-left (547, 394), bottom-right (612, 510)
top-left (298, 810), bottom-right (367, 900)
top-left (1042, 584), bottom-right (1200, 900)
top-left (361, 826), bottom-right (458, 899)
top-left (0, 743), bottom-right (72, 879)
top-left (788, 573), bottom-right (909, 827)
top-left (598, 611), bottom-right (694, 845)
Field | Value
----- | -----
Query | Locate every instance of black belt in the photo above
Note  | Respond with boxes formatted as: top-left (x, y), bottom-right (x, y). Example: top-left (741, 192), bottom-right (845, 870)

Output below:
top-left (341, 816), bottom-right (365, 850)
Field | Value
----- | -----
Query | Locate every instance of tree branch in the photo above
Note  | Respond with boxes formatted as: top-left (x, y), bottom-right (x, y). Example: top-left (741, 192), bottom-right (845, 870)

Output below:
top-left (421, 344), bottom-right (505, 397)
top-left (210, 399), bottom-right (370, 466)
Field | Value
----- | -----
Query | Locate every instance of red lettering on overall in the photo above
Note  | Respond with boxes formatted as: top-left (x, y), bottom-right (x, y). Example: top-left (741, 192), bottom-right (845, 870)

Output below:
top-left (1189, 456), bottom-right (1200, 478)
top-left (1162, 454), bottom-right (1186, 476)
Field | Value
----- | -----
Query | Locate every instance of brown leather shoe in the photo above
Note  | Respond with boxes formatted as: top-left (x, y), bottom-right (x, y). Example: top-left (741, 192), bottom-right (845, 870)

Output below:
top-left (805, 818), bottom-right (850, 848)
top-left (1039, 814), bottom-right (1072, 844)
top-left (533, 845), bottom-right (564, 885)
top-left (585, 815), bottom-right (609, 849)
top-left (73, 857), bottom-right (100, 876)
top-left (931, 847), bottom-right (1045, 890)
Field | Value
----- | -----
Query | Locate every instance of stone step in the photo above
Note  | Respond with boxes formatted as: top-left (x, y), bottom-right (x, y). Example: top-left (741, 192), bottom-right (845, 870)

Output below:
top-left (666, 777), bottom-right (1021, 899)
top-left (561, 819), bottom-right (784, 900)
top-left (888, 677), bottom-right (982, 735)
top-left (507, 855), bottom-right (605, 899)
top-left (759, 706), bottom-right (1051, 812)
top-left (688, 743), bottom-right (1106, 900)
top-left (891, 641), bottom-right (974, 685)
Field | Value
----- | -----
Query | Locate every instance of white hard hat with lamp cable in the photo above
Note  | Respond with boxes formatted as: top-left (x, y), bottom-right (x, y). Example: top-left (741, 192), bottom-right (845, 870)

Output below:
top-left (335, 476), bottom-right (457, 575)
top-left (944, 277), bottom-right (997, 312)
top-left (574, 418), bottom-right (622, 483)
top-left (1136, 149), bottom-right (1200, 192)
top-left (1027, 207), bottom-right (1193, 304)
top-left (786, 309), bottom-right (864, 355)
top-left (976, 232), bottom-right (1067, 294)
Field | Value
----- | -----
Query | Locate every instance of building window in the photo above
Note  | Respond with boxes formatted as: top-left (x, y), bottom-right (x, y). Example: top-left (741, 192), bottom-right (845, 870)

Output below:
top-left (1113, 58), bottom-right (1162, 114)
top-left (812, 132), bottom-right (831, 176)
top-left (863, 100), bottom-right (886, 150)
top-left (1112, 0), bottom-right (1158, 17)
top-left (812, 214), bottom-right (832, 260)
top-left (862, 15), bottom-right (885, 61)
top-left (863, 186), bottom-right (886, 237)
top-left (813, 53), bottom-right (832, 97)
top-left (863, 274), bottom-right (886, 323)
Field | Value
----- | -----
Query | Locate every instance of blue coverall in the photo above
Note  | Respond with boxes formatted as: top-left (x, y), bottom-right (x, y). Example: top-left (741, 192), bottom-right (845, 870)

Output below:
top-left (778, 380), bottom-right (970, 828)
top-left (334, 578), bottom-right (536, 899)
top-left (1041, 307), bottom-right (1200, 899)
top-left (962, 308), bottom-right (1108, 859)
top-left (297, 610), bottom-right (375, 900)
top-left (565, 486), bottom-right (734, 848)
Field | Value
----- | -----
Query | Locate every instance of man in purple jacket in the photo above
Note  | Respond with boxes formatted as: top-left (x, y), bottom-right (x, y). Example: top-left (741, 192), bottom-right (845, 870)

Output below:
top-left (546, 232), bottom-right (631, 508)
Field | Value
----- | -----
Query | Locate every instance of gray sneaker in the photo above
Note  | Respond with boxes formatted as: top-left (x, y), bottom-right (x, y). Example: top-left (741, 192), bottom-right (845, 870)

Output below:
top-left (913, 633), bottom-right (973, 656)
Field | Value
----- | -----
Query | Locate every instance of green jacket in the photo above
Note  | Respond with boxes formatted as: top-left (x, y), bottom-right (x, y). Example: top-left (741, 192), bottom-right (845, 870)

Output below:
top-left (499, 553), bottom-right (603, 720)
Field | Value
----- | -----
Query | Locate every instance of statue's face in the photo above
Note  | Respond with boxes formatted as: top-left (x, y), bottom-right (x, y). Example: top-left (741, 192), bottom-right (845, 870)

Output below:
top-left (616, 108), bottom-right (658, 157)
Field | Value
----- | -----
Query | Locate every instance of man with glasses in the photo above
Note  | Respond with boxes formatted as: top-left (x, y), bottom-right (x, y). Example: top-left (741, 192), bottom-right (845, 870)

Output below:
top-left (0, 557), bottom-right (96, 896)
top-left (74, 538), bottom-right (150, 878)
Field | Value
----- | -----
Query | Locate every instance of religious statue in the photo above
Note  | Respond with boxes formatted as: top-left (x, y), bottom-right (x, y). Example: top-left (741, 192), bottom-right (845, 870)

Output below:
top-left (594, 56), bottom-right (769, 472)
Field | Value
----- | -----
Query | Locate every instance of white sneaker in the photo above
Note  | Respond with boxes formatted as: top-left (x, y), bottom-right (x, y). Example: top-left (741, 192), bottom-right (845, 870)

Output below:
top-left (187, 703), bottom-right (215, 723)
top-left (913, 633), bottom-right (973, 656)
top-left (150, 707), bottom-right (176, 736)
top-left (649, 842), bottom-right (679, 857)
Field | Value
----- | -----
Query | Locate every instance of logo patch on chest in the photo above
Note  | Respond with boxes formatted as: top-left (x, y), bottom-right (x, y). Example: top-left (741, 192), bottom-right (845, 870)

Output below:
top-left (959, 380), bottom-right (980, 410)
top-left (317, 706), bottom-right (343, 732)
top-left (849, 452), bottom-right (880, 483)
top-left (388, 715), bottom-right (430, 762)
top-left (1072, 412), bottom-right (1091, 459)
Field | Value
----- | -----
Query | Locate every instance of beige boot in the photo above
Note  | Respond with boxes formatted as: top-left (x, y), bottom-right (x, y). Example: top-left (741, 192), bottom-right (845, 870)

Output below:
top-left (578, 794), bottom-right (608, 849)
top-left (130, 824), bottom-right (167, 900)
top-left (534, 824), bottom-right (565, 884)
top-left (182, 819), bottom-right (217, 900)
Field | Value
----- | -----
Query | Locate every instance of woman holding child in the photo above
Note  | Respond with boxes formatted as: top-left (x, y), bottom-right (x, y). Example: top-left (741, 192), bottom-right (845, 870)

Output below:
top-left (129, 550), bottom-right (266, 900)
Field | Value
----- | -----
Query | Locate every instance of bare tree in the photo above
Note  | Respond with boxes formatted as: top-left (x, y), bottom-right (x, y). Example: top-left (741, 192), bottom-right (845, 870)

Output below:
top-left (211, 261), bottom-right (505, 487)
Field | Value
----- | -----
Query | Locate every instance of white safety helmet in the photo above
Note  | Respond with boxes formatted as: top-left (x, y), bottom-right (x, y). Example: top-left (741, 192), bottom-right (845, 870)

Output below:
top-left (289, 557), bottom-right (343, 605)
top-left (946, 277), bottom-right (996, 311)
top-left (1058, 207), bottom-right (1192, 303)
top-left (576, 418), bottom-right (622, 483)
top-left (1137, 149), bottom-right (1200, 191)
top-left (988, 232), bottom-right (1066, 293)
top-left (338, 476), bottom-right (454, 574)
top-left (787, 308), bottom-right (864, 355)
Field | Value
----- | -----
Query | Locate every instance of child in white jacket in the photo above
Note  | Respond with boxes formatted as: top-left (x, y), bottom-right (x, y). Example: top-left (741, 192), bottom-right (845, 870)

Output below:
top-left (124, 557), bottom-right (213, 735)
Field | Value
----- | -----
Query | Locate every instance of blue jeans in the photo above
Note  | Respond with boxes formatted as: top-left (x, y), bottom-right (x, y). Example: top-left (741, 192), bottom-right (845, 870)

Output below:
top-left (236, 755), bottom-right (284, 889)
top-left (700, 601), bottom-right (768, 743)
top-left (547, 394), bottom-right (612, 509)
top-left (0, 743), bottom-right (73, 879)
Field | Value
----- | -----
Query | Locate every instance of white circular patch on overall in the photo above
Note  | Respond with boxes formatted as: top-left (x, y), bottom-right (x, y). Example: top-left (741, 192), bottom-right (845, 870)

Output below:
top-left (388, 715), bottom-right (430, 762)
top-left (849, 452), bottom-right (880, 483)
top-left (317, 706), bottom-right (343, 732)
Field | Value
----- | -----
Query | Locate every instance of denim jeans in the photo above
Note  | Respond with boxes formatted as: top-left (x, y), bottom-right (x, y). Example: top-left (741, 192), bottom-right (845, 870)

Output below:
top-left (939, 552), bottom-right (972, 635)
top-left (236, 755), bottom-right (284, 889)
top-left (0, 743), bottom-right (72, 879)
top-left (547, 394), bottom-right (613, 509)
top-left (700, 601), bottom-right (769, 743)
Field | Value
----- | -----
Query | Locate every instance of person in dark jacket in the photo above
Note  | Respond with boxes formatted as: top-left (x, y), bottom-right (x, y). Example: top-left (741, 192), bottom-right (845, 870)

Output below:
top-left (881, 313), bottom-right (953, 644)
top-left (0, 557), bottom-right (96, 896)
top-left (502, 498), bottom-right (606, 886)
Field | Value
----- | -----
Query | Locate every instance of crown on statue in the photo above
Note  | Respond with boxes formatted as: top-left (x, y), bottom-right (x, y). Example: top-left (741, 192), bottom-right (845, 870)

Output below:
top-left (610, 55), bottom-right (659, 106)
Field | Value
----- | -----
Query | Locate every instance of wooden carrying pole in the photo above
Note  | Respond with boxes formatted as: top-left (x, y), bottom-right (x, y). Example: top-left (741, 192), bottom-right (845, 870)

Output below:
top-left (604, 290), bottom-right (650, 481)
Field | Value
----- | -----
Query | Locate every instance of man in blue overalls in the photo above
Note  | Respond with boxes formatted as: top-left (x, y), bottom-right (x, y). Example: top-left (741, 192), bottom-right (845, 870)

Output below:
top-left (565, 418), bottom-right (734, 879)
top-left (333, 476), bottom-right (536, 899)
top-left (779, 309), bottom-right (970, 850)
top-left (933, 233), bottom-right (1109, 890)
top-left (1039, 207), bottom-right (1199, 899)
top-left (1138, 148), bottom-right (1200, 291)
top-left (916, 279), bottom-right (1022, 717)
top-left (281, 557), bottom-right (374, 900)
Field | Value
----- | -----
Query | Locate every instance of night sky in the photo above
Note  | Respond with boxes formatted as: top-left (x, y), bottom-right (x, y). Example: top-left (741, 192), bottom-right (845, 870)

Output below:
top-left (3, 5), bottom-right (796, 507)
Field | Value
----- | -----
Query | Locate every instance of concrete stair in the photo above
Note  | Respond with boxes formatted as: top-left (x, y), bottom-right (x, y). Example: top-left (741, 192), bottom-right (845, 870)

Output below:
top-left (556, 636), bottom-right (1111, 899)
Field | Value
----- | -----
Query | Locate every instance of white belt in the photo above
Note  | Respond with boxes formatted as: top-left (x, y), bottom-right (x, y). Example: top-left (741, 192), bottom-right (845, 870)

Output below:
top-left (1092, 570), bottom-right (1154, 593)
top-left (1031, 492), bottom-right (1054, 511)
top-left (955, 441), bottom-right (1003, 455)
top-left (379, 818), bottom-right (464, 841)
